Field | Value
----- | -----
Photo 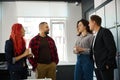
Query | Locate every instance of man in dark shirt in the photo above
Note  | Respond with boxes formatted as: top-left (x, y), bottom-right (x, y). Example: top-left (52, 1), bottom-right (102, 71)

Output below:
top-left (38, 36), bottom-right (52, 64)
top-left (28, 22), bottom-right (59, 80)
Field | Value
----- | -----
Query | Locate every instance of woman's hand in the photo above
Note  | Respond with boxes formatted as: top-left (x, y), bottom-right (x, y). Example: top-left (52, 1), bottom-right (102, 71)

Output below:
top-left (24, 49), bottom-right (34, 58)
top-left (74, 46), bottom-right (85, 54)
top-left (14, 49), bottom-right (30, 63)
top-left (27, 54), bottom-right (33, 58)
top-left (73, 47), bottom-right (79, 53)
top-left (23, 49), bottom-right (30, 57)
top-left (76, 46), bottom-right (85, 52)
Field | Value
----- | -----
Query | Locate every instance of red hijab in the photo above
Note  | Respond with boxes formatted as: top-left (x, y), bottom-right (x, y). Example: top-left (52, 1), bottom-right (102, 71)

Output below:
top-left (10, 23), bottom-right (26, 56)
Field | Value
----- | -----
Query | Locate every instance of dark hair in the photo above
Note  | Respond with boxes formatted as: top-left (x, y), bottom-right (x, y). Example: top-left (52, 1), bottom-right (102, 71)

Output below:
top-left (39, 22), bottom-right (47, 28)
top-left (90, 15), bottom-right (101, 26)
top-left (77, 19), bottom-right (92, 36)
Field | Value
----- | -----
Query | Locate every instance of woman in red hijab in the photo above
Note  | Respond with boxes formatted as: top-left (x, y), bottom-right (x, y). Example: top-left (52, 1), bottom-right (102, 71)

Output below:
top-left (5, 23), bottom-right (30, 80)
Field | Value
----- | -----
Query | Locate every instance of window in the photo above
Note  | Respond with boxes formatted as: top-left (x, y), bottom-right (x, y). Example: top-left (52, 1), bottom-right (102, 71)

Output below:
top-left (50, 20), bottom-right (67, 62)
top-left (18, 17), bottom-right (67, 62)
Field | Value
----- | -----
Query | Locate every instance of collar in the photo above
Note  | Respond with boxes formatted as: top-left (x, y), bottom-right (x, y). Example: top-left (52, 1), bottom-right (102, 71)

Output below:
top-left (80, 33), bottom-right (89, 37)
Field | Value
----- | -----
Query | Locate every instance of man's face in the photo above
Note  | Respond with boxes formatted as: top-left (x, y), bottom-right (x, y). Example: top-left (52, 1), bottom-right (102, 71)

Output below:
top-left (41, 23), bottom-right (49, 35)
top-left (89, 19), bottom-right (95, 31)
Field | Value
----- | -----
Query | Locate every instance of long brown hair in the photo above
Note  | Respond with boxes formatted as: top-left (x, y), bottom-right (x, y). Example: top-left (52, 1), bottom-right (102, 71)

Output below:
top-left (10, 23), bottom-right (26, 56)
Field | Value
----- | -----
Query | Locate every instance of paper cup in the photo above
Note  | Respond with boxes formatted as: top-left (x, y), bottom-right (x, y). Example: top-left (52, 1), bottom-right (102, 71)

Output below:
top-left (73, 47), bottom-right (76, 51)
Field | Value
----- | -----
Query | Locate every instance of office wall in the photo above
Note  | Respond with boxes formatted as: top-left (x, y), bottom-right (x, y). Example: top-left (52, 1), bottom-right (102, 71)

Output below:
top-left (1, 2), bottom-right (17, 53)
top-left (0, 2), bottom-right (2, 53)
top-left (66, 3), bottom-right (82, 63)
top-left (15, 1), bottom-right (67, 17)
top-left (81, 0), bottom-right (94, 18)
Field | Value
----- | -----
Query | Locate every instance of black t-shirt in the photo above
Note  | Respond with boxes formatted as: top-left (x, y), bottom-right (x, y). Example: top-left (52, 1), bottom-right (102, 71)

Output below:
top-left (37, 36), bottom-right (52, 64)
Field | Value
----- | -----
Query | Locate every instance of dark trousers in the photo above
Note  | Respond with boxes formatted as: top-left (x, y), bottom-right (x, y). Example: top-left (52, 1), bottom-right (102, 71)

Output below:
top-left (9, 68), bottom-right (28, 80)
top-left (95, 68), bottom-right (114, 80)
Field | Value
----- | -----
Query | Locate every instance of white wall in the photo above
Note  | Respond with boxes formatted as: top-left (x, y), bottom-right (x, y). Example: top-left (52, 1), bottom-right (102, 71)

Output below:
top-left (94, 0), bottom-right (107, 8)
top-left (0, 2), bottom-right (2, 53)
top-left (0, 1), bottom-right (82, 64)
top-left (16, 1), bottom-right (67, 17)
top-left (66, 3), bottom-right (82, 63)
top-left (1, 2), bottom-right (17, 53)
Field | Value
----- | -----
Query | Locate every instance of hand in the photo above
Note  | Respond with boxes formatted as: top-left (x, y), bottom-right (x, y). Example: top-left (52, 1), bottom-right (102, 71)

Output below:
top-left (23, 49), bottom-right (30, 57)
top-left (73, 47), bottom-right (79, 54)
top-left (76, 46), bottom-right (85, 52)
top-left (106, 65), bottom-right (109, 69)
top-left (27, 54), bottom-right (33, 58)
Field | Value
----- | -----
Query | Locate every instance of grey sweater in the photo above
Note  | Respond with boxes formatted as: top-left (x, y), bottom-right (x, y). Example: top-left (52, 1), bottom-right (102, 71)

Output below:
top-left (75, 33), bottom-right (94, 55)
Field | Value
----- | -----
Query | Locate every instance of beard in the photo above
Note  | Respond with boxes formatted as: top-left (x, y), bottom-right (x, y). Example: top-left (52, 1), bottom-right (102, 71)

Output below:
top-left (44, 31), bottom-right (49, 35)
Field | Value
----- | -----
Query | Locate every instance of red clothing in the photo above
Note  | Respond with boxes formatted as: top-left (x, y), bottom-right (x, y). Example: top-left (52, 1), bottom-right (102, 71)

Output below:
top-left (28, 34), bottom-right (59, 70)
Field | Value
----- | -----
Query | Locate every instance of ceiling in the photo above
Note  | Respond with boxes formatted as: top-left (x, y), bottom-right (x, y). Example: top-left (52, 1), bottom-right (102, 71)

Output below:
top-left (1, 0), bottom-right (81, 3)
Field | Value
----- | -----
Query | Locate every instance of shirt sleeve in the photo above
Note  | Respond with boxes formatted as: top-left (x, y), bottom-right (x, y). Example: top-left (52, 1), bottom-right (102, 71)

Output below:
top-left (103, 29), bottom-right (117, 66)
top-left (28, 39), bottom-right (37, 70)
top-left (73, 37), bottom-right (79, 54)
top-left (5, 40), bottom-right (14, 64)
top-left (53, 40), bottom-right (59, 64)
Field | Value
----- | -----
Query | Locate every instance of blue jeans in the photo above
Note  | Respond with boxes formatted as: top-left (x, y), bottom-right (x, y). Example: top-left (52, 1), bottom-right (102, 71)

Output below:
top-left (74, 54), bottom-right (93, 80)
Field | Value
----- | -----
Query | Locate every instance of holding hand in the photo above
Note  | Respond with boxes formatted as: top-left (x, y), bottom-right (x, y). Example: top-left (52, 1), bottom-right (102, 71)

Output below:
top-left (23, 49), bottom-right (30, 57)
top-left (23, 49), bottom-right (33, 58)
top-left (73, 46), bottom-right (85, 54)
top-left (14, 49), bottom-right (32, 63)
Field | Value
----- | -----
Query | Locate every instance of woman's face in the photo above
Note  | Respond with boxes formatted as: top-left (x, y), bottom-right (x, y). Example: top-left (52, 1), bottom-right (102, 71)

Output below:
top-left (21, 27), bottom-right (25, 37)
top-left (77, 22), bottom-right (86, 33)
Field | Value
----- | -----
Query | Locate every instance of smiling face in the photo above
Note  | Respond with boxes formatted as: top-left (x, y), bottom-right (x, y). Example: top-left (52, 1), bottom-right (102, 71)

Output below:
top-left (89, 15), bottom-right (102, 31)
top-left (89, 19), bottom-right (95, 31)
top-left (21, 27), bottom-right (25, 37)
top-left (77, 22), bottom-right (86, 33)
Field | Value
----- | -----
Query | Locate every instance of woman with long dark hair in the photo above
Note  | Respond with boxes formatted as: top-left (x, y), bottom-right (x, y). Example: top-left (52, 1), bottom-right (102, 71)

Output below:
top-left (5, 23), bottom-right (31, 80)
top-left (74, 19), bottom-right (94, 80)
